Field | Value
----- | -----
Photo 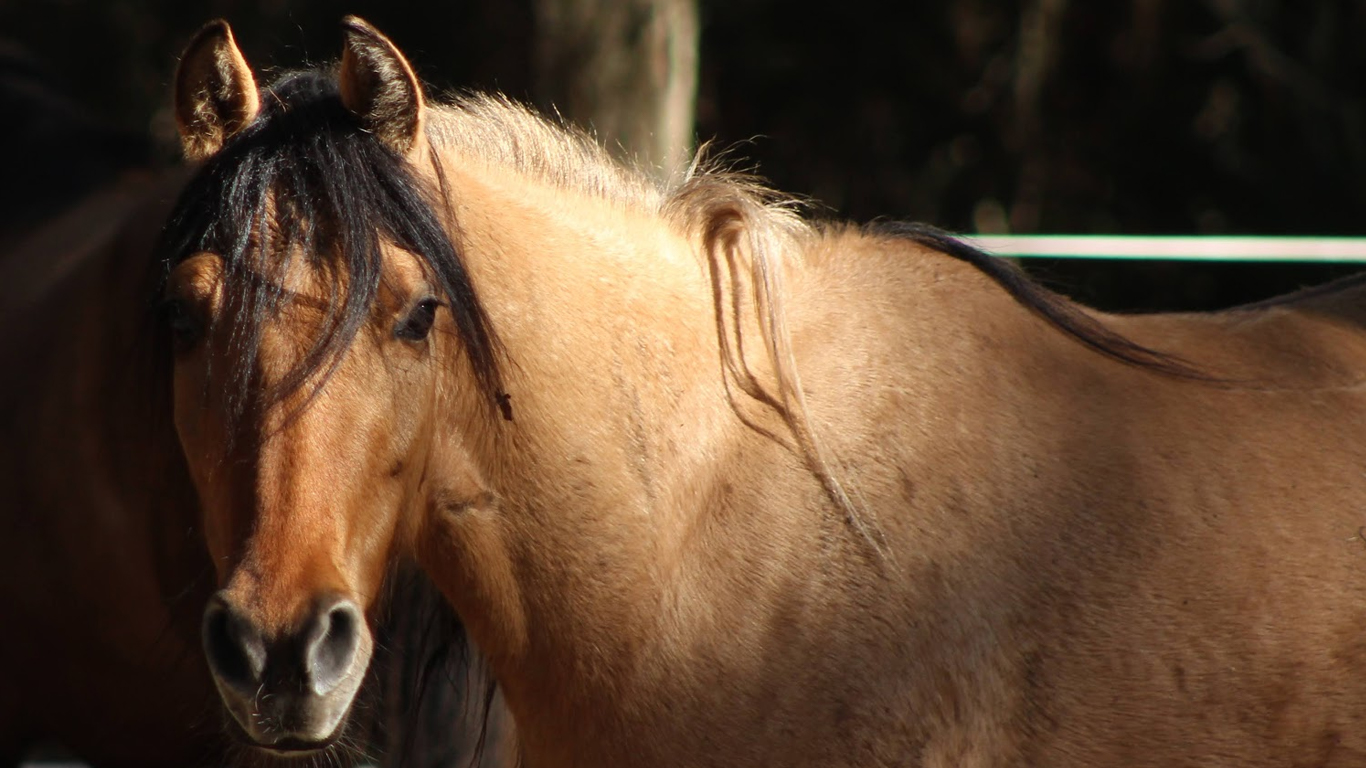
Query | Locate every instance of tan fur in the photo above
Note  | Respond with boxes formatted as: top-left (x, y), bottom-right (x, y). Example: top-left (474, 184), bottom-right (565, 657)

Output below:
top-left (181, 19), bottom-right (1366, 768)
top-left (339, 16), bottom-right (426, 156)
top-left (174, 20), bottom-right (260, 162)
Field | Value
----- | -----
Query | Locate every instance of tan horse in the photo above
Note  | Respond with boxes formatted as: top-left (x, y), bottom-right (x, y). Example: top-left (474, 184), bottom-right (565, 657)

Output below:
top-left (169, 16), bottom-right (1366, 767)
top-left (0, 48), bottom-right (497, 768)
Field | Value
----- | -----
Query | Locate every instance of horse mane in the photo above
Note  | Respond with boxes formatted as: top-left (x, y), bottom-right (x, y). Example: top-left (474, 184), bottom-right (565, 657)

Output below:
top-left (423, 94), bottom-right (1196, 378)
top-left (425, 93), bottom-right (665, 209)
top-left (867, 222), bottom-right (1202, 378)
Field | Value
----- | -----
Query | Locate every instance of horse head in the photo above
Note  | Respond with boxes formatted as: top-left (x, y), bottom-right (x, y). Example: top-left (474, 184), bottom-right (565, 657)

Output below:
top-left (164, 18), bottom-right (502, 753)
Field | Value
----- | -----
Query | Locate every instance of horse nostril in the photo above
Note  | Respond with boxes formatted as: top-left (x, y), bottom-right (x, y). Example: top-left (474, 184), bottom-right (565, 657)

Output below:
top-left (303, 599), bottom-right (363, 695)
top-left (202, 597), bottom-right (266, 692)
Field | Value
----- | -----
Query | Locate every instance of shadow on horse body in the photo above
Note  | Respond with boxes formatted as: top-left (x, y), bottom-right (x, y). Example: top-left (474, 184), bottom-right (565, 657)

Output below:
top-left (166, 17), bottom-right (1366, 768)
top-left (0, 48), bottom-right (500, 768)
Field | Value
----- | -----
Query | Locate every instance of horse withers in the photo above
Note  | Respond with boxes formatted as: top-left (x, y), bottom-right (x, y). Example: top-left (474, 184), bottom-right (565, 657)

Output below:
top-left (166, 16), bottom-right (1366, 768)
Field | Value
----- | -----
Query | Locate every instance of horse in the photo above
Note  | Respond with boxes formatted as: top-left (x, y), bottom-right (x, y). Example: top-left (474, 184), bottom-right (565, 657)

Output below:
top-left (166, 16), bottom-right (1366, 767)
top-left (0, 39), bottom-right (500, 768)
top-left (0, 56), bottom-right (223, 760)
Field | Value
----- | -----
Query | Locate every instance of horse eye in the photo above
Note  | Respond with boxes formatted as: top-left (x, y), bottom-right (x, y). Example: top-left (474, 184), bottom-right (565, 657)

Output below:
top-left (160, 297), bottom-right (203, 353)
top-left (394, 298), bottom-right (440, 342)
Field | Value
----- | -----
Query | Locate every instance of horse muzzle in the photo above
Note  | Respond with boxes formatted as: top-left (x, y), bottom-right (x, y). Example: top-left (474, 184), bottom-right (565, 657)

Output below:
top-left (201, 591), bottom-right (372, 751)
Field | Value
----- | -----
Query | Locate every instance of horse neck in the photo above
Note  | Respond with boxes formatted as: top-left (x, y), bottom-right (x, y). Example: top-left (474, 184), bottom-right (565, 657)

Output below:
top-left (417, 156), bottom-right (904, 760)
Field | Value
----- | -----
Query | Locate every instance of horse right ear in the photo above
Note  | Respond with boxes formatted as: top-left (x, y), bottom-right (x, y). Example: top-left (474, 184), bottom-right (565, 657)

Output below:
top-left (174, 20), bottom-right (260, 162)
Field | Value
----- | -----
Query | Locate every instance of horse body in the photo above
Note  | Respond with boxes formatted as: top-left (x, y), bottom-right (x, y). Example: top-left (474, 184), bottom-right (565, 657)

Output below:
top-left (168, 18), bottom-right (1366, 767)
top-left (0, 172), bottom-right (222, 765)
top-left (434, 186), bottom-right (1366, 766)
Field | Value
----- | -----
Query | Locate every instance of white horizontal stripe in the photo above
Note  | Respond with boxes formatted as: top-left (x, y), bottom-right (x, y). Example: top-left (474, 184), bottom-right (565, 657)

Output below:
top-left (966, 235), bottom-right (1366, 263)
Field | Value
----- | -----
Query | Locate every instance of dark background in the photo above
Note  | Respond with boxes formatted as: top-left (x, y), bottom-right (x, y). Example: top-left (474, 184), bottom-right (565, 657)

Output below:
top-left (3, 0), bottom-right (1364, 310)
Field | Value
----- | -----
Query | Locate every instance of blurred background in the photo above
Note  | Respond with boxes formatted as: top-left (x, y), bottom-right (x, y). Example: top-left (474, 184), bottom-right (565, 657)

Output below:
top-left (2, 0), bottom-right (1365, 310)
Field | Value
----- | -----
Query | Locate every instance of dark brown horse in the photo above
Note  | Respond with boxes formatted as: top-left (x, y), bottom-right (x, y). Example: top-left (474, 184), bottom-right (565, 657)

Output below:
top-left (0, 38), bottom-right (499, 768)
top-left (169, 16), bottom-right (1366, 768)
top-left (0, 178), bottom-right (219, 767)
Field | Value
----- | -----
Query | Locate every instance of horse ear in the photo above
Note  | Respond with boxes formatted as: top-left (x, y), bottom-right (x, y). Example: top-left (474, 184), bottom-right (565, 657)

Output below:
top-left (339, 16), bottom-right (426, 156)
top-left (174, 20), bottom-right (260, 162)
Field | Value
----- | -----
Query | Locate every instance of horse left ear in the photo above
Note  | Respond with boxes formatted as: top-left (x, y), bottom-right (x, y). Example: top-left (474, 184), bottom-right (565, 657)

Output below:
top-left (339, 16), bottom-right (426, 156)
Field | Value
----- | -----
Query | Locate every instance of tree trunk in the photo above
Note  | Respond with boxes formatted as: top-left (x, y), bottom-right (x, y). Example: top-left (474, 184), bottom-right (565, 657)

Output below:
top-left (533, 0), bottom-right (699, 181)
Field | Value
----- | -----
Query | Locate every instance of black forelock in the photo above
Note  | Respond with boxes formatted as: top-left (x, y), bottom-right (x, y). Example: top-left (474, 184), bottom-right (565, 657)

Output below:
top-left (155, 68), bottom-right (503, 423)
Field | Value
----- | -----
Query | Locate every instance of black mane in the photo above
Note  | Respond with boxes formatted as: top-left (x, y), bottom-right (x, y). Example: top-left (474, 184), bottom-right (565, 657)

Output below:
top-left (869, 222), bottom-right (1203, 379)
top-left (155, 69), bottom-right (503, 421)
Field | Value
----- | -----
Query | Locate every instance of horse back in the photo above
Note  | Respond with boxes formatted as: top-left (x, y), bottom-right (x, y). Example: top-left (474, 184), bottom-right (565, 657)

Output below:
top-left (777, 230), bottom-right (1366, 765)
top-left (1111, 269), bottom-right (1366, 386)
